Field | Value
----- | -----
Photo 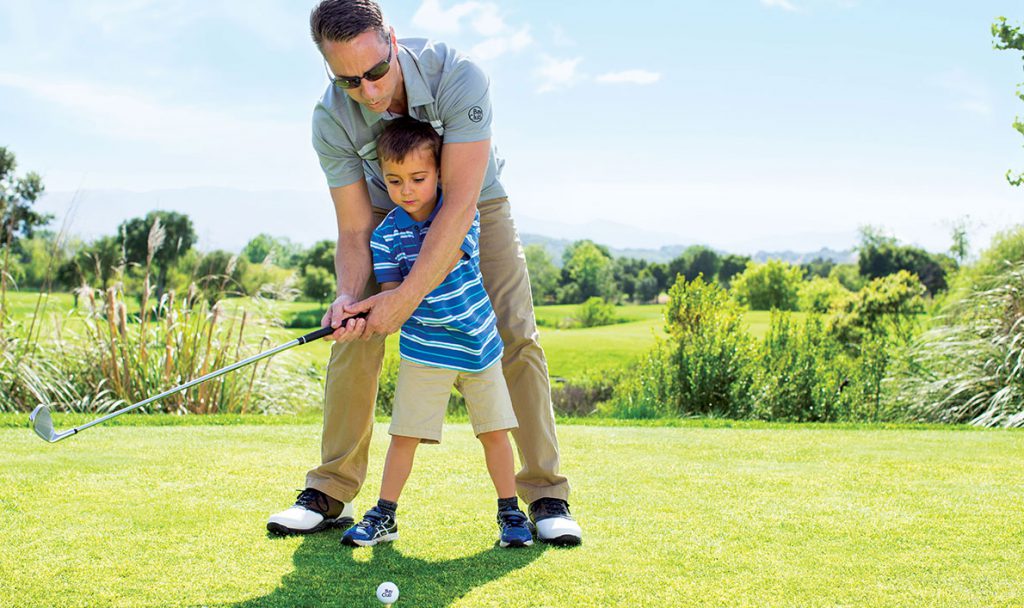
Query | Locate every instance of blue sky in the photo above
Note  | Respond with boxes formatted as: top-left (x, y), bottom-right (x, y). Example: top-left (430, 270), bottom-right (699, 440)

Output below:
top-left (1, 1), bottom-right (1022, 254)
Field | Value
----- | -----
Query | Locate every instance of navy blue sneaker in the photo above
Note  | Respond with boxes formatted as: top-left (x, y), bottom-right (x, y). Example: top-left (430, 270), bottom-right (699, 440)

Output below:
top-left (498, 508), bottom-right (534, 548)
top-left (341, 506), bottom-right (398, 547)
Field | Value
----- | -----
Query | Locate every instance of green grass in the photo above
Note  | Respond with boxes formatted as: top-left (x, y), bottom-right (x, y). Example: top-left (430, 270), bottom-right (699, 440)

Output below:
top-left (2, 422), bottom-right (1022, 607)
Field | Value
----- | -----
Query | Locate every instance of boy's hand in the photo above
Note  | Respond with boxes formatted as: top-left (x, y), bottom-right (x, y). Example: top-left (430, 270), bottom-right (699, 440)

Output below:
top-left (344, 287), bottom-right (419, 338)
top-left (322, 294), bottom-right (367, 342)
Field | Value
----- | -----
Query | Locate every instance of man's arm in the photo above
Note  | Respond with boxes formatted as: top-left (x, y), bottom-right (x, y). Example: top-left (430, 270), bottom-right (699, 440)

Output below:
top-left (345, 139), bottom-right (490, 336)
top-left (321, 180), bottom-right (375, 341)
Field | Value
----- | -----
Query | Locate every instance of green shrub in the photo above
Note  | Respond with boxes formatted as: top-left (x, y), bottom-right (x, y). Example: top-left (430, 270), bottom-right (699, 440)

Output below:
top-left (798, 277), bottom-right (850, 313)
top-left (610, 276), bottom-right (755, 418)
top-left (752, 312), bottom-right (853, 421)
top-left (830, 270), bottom-right (925, 347)
top-left (573, 297), bottom-right (619, 328)
top-left (604, 341), bottom-right (675, 418)
top-left (730, 260), bottom-right (803, 311)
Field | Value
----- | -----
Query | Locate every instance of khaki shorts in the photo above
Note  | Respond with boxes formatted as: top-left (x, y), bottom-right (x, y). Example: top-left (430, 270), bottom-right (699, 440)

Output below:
top-left (390, 359), bottom-right (518, 444)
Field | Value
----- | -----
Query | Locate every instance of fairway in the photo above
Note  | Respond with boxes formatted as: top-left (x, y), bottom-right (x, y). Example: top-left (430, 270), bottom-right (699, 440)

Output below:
top-left (2, 422), bottom-right (1022, 607)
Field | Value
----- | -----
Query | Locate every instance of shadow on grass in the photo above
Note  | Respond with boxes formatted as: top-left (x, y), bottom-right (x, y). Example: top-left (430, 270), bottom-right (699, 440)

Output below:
top-left (225, 532), bottom-right (548, 608)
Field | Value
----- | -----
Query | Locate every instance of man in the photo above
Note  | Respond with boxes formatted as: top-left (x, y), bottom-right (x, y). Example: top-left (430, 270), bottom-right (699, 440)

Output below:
top-left (266, 0), bottom-right (582, 545)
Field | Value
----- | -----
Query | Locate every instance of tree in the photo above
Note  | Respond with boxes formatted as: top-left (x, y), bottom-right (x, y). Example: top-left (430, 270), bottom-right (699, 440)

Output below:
top-left (800, 257), bottom-right (836, 280)
top-left (299, 240), bottom-right (336, 278)
top-left (718, 254), bottom-right (750, 288)
top-left (301, 265), bottom-right (335, 305)
top-left (614, 257), bottom-right (648, 302)
top-left (992, 17), bottom-right (1024, 186)
top-left (668, 245), bottom-right (721, 285)
top-left (524, 244), bottom-right (559, 305)
top-left (1, 147), bottom-right (50, 321)
top-left (730, 259), bottom-right (803, 311)
top-left (949, 217), bottom-right (970, 264)
top-left (119, 211), bottom-right (196, 297)
top-left (560, 240), bottom-right (617, 303)
top-left (194, 250), bottom-right (248, 304)
top-left (856, 225), bottom-right (953, 296)
top-left (243, 233), bottom-right (303, 267)
top-left (635, 268), bottom-right (660, 303)
top-left (0, 147), bottom-right (50, 246)
top-left (58, 235), bottom-right (124, 290)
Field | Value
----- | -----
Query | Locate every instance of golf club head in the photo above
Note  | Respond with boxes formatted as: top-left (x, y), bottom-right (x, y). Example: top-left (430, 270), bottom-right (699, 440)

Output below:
top-left (29, 404), bottom-right (59, 442)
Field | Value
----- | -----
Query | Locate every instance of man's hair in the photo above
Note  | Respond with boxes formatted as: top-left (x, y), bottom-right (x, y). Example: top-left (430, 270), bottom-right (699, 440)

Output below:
top-left (309, 0), bottom-right (388, 49)
top-left (377, 117), bottom-right (442, 167)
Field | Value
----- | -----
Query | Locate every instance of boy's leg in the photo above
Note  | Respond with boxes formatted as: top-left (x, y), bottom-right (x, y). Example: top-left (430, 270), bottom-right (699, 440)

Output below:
top-left (477, 430), bottom-right (517, 499)
top-left (343, 361), bottom-right (453, 547)
top-left (380, 435), bottom-right (420, 502)
top-left (476, 198), bottom-right (569, 503)
top-left (459, 367), bottom-right (532, 548)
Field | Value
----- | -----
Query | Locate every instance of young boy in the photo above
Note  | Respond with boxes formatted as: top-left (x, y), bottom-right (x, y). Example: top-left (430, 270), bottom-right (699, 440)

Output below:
top-left (340, 117), bottom-right (533, 548)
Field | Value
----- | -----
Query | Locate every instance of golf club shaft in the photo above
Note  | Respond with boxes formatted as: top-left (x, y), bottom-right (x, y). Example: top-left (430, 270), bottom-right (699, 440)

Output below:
top-left (67, 325), bottom-right (338, 435)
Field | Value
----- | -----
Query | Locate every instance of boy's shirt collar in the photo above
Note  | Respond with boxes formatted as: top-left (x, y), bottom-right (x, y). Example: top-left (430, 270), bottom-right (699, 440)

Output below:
top-left (393, 191), bottom-right (444, 229)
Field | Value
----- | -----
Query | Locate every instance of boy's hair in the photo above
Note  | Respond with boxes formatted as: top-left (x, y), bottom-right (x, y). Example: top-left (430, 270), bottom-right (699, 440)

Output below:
top-left (309, 0), bottom-right (388, 50)
top-left (377, 117), bottom-right (442, 167)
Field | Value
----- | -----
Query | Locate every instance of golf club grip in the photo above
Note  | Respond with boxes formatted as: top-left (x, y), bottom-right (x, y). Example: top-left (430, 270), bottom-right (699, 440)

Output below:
top-left (297, 312), bottom-right (368, 344)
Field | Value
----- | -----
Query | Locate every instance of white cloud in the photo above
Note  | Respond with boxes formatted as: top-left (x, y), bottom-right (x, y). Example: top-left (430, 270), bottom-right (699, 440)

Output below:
top-left (536, 56), bottom-right (583, 93)
top-left (412, 0), bottom-right (531, 60)
top-left (761, 0), bottom-right (799, 12)
top-left (596, 70), bottom-right (661, 85)
top-left (0, 71), bottom-right (309, 182)
top-left (412, 0), bottom-right (484, 34)
top-left (470, 27), bottom-right (532, 61)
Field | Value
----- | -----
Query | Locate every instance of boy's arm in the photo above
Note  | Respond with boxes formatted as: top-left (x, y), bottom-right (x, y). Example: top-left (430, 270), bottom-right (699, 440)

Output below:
top-left (379, 281), bottom-right (401, 291)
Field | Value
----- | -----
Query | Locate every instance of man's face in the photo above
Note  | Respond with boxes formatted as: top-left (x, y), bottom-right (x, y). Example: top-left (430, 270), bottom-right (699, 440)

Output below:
top-left (323, 29), bottom-right (399, 113)
top-left (381, 146), bottom-right (440, 222)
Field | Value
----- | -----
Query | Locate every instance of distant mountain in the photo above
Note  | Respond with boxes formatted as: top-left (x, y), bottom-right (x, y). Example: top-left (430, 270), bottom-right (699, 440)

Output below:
top-left (521, 233), bottom-right (855, 267)
top-left (751, 248), bottom-right (856, 265)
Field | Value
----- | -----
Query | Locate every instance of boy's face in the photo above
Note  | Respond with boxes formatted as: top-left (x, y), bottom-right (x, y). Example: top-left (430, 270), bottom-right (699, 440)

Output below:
top-left (382, 146), bottom-right (440, 223)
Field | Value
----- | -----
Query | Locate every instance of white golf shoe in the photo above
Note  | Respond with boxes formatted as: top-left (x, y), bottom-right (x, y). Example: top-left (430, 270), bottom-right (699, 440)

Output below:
top-left (528, 497), bottom-right (582, 546)
top-left (267, 488), bottom-right (354, 535)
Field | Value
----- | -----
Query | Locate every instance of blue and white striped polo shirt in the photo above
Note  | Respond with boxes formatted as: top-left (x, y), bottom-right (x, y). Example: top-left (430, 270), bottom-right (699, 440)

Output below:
top-left (370, 196), bottom-right (503, 372)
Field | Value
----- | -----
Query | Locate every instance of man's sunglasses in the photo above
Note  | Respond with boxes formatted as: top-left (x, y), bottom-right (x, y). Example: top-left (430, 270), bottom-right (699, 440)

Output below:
top-left (325, 39), bottom-right (393, 90)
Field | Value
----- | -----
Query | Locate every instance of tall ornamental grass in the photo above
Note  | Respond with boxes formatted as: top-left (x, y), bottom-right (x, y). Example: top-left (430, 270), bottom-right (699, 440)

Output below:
top-left (898, 263), bottom-right (1024, 427)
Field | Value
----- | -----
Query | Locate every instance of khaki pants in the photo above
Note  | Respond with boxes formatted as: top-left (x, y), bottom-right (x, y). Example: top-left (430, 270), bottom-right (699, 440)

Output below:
top-left (305, 197), bottom-right (570, 504)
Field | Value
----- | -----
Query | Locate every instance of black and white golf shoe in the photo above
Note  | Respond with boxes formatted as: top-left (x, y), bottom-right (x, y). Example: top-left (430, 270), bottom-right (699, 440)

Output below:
top-left (341, 506), bottom-right (399, 547)
top-left (266, 488), bottom-right (354, 536)
top-left (528, 497), bottom-right (582, 546)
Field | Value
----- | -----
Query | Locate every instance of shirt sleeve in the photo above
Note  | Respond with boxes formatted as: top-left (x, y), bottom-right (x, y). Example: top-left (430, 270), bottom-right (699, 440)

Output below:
top-left (435, 58), bottom-right (492, 144)
top-left (458, 211), bottom-right (481, 260)
top-left (312, 104), bottom-right (365, 188)
top-left (370, 226), bottom-right (403, 283)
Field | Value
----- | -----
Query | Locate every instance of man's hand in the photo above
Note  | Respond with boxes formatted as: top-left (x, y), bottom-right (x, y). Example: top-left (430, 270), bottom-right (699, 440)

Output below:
top-left (343, 287), bottom-right (420, 338)
top-left (321, 294), bottom-right (368, 342)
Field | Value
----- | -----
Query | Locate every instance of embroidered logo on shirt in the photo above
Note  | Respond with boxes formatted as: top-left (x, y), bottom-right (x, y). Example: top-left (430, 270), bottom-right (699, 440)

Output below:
top-left (468, 106), bottom-right (484, 122)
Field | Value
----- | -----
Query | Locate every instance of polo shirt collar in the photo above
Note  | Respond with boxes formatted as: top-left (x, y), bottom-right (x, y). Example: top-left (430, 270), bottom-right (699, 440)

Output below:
top-left (394, 192), bottom-right (444, 229)
top-left (360, 43), bottom-right (436, 127)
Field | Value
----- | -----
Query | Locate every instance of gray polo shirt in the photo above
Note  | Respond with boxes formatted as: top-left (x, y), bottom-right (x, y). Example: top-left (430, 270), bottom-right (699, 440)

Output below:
top-left (312, 37), bottom-right (506, 211)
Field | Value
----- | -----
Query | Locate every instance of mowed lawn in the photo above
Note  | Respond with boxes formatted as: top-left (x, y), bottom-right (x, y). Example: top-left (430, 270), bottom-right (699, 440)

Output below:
top-left (2, 420), bottom-right (1022, 607)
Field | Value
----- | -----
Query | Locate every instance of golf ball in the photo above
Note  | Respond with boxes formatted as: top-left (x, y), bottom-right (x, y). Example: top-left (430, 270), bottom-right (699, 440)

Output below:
top-left (376, 581), bottom-right (399, 604)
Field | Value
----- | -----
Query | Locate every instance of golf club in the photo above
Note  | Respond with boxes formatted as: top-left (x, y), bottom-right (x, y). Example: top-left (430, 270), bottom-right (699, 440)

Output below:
top-left (30, 317), bottom-right (364, 443)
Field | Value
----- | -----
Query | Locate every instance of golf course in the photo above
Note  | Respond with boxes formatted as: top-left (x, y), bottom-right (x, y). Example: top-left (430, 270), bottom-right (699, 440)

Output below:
top-left (3, 416), bottom-right (1022, 607)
